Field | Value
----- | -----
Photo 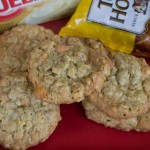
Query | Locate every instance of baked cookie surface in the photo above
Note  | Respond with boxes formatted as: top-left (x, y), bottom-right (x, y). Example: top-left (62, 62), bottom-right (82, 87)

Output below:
top-left (88, 52), bottom-right (150, 119)
top-left (82, 100), bottom-right (150, 132)
top-left (0, 25), bottom-right (54, 77)
top-left (28, 37), bottom-right (112, 104)
top-left (82, 100), bottom-right (138, 131)
top-left (0, 74), bottom-right (61, 150)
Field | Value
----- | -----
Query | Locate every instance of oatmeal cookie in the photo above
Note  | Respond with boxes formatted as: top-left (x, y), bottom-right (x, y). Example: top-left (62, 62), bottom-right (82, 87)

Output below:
top-left (82, 100), bottom-right (138, 131)
top-left (136, 110), bottom-right (150, 132)
top-left (82, 100), bottom-right (150, 132)
top-left (88, 52), bottom-right (150, 119)
top-left (0, 74), bottom-right (61, 150)
top-left (0, 24), bottom-right (54, 77)
top-left (28, 37), bottom-right (112, 104)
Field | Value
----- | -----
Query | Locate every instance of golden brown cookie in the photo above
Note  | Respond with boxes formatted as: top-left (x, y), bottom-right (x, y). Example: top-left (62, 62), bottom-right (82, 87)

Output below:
top-left (82, 100), bottom-right (138, 131)
top-left (88, 52), bottom-right (150, 119)
top-left (0, 24), bottom-right (54, 77)
top-left (0, 74), bottom-right (61, 150)
top-left (28, 37), bottom-right (112, 104)
top-left (82, 99), bottom-right (150, 132)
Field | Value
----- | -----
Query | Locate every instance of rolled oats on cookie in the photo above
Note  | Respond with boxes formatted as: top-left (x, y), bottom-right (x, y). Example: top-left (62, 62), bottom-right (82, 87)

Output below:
top-left (82, 100), bottom-right (138, 132)
top-left (28, 37), bottom-right (112, 104)
top-left (88, 52), bottom-right (150, 119)
top-left (0, 74), bottom-right (61, 150)
top-left (82, 99), bottom-right (150, 132)
top-left (0, 24), bottom-right (54, 77)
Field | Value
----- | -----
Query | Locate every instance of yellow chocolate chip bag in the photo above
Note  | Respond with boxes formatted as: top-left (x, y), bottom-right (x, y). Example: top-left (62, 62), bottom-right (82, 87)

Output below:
top-left (59, 0), bottom-right (150, 54)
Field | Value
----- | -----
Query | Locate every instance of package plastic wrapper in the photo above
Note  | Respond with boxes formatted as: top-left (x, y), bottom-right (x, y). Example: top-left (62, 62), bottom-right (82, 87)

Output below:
top-left (59, 0), bottom-right (150, 57)
top-left (0, 0), bottom-right (80, 33)
top-left (134, 29), bottom-right (150, 58)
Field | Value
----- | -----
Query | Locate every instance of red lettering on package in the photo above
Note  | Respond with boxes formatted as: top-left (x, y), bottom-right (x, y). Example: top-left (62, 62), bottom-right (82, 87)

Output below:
top-left (0, 0), bottom-right (41, 21)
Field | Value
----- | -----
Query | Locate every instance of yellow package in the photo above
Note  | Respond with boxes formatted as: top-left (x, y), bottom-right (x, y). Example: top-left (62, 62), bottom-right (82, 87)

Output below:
top-left (59, 0), bottom-right (150, 54)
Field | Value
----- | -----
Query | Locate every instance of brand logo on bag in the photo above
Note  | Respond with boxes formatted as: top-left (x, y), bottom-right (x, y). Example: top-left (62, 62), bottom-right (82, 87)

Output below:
top-left (87, 0), bottom-right (150, 34)
top-left (133, 0), bottom-right (149, 14)
top-left (0, 0), bottom-right (42, 21)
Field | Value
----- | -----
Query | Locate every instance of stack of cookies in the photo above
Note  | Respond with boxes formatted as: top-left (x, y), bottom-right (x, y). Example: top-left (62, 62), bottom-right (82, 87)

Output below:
top-left (82, 52), bottom-right (150, 132)
top-left (0, 25), bottom-right (61, 150)
top-left (0, 24), bottom-right (113, 150)
top-left (0, 24), bottom-right (150, 150)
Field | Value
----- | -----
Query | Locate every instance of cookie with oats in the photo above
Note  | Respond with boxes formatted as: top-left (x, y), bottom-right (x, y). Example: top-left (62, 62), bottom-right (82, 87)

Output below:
top-left (0, 74), bottom-right (61, 150)
top-left (88, 52), bottom-right (150, 119)
top-left (28, 37), bottom-right (112, 104)
top-left (0, 24), bottom-right (54, 77)
top-left (82, 100), bottom-right (138, 132)
top-left (82, 99), bottom-right (150, 132)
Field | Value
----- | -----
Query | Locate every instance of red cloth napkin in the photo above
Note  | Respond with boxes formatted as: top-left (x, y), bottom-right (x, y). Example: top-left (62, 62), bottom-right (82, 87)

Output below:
top-left (0, 18), bottom-right (150, 150)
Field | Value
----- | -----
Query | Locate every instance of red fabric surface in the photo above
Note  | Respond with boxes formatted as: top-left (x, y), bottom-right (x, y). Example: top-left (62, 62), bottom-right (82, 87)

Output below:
top-left (0, 18), bottom-right (150, 150)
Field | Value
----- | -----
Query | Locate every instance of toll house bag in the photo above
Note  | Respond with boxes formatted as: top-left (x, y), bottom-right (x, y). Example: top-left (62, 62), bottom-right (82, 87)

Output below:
top-left (59, 0), bottom-right (150, 55)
